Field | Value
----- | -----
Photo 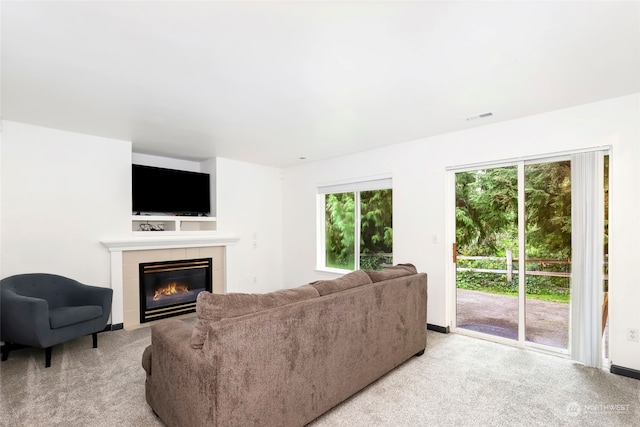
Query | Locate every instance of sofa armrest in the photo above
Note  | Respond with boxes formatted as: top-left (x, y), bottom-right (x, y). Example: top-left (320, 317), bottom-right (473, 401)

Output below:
top-left (0, 290), bottom-right (51, 347)
top-left (146, 319), bottom-right (218, 427)
top-left (141, 344), bottom-right (152, 376)
top-left (150, 319), bottom-right (204, 363)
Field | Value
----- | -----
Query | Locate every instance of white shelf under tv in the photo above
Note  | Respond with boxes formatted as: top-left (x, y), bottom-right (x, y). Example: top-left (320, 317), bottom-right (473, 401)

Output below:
top-left (132, 215), bottom-right (216, 235)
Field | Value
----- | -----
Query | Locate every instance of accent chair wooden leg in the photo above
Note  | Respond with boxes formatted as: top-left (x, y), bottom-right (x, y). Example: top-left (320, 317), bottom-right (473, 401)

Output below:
top-left (1, 342), bottom-right (11, 361)
top-left (92, 332), bottom-right (98, 348)
top-left (415, 349), bottom-right (425, 357)
top-left (45, 347), bottom-right (52, 368)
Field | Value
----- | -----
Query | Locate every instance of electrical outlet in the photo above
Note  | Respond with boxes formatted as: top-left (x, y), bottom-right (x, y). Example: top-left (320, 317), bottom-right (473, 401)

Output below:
top-left (627, 328), bottom-right (639, 342)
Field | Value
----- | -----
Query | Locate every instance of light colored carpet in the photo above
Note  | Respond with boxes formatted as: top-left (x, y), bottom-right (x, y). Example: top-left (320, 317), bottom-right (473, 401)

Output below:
top-left (1, 326), bottom-right (638, 426)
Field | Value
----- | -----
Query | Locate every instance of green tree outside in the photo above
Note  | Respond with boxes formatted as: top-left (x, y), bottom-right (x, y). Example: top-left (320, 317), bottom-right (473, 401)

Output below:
top-left (455, 162), bottom-right (572, 302)
top-left (325, 189), bottom-right (392, 270)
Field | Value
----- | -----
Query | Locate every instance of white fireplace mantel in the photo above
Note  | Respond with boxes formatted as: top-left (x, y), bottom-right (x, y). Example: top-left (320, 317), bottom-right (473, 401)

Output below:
top-left (101, 234), bottom-right (239, 327)
top-left (101, 234), bottom-right (239, 252)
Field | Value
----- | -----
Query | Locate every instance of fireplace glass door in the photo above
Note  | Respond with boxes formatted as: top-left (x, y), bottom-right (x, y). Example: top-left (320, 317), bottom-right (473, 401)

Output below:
top-left (139, 258), bottom-right (212, 323)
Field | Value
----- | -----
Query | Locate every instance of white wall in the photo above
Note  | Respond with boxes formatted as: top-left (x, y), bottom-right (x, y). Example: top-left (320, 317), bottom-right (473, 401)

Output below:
top-left (282, 94), bottom-right (640, 372)
top-left (132, 152), bottom-right (201, 172)
top-left (1, 121), bottom-right (131, 287)
top-left (215, 157), bottom-right (284, 293)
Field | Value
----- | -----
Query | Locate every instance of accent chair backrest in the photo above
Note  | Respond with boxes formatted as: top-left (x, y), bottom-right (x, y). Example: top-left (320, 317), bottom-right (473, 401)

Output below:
top-left (0, 273), bottom-right (84, 309)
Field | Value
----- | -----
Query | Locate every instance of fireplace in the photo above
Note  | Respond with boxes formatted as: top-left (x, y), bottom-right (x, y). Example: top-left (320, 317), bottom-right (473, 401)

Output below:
top-left (139, 258), bottom-right (212, 323)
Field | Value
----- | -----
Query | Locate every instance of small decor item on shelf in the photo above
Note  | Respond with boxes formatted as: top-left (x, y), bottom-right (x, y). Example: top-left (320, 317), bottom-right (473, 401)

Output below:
top-left (139, 222), bottom-right (164, 232)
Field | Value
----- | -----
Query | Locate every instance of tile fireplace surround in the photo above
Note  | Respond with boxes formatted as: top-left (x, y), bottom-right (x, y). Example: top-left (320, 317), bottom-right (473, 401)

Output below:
top-left (101, 235), bottom-right (238, 329)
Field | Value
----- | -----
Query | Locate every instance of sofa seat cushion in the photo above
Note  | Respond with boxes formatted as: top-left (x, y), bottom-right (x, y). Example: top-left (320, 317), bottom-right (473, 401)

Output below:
top-left (190, 285), bottom-right (320, 349)
top-left (310, 270), bottom-right (373, 296)
top-left (364, 263), bottom-right (418, 282)
top-left (49, 305), bottom-right (103, 329)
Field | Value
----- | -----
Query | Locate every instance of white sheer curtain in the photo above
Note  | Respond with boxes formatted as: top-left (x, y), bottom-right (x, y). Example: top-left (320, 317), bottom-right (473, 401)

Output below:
top-left (570, 151), bottom-right (604, 368)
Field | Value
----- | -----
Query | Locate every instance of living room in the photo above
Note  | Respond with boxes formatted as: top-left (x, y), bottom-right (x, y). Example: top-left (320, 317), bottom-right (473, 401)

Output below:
top-left (1, 1), bottom-right (639, 426)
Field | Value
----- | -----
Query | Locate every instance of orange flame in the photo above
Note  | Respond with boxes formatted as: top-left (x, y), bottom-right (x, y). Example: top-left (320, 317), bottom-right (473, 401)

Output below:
top-left (153, 282), bottom-right (191, 301)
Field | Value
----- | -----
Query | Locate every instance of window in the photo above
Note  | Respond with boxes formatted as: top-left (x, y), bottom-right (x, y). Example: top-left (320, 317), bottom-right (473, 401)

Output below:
top-left (317, 178), bottom-right (392, 272)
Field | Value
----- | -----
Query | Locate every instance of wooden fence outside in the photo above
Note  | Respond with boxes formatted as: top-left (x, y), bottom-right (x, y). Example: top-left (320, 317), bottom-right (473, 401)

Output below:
top-left (456, 251), bottom-right (609, 282)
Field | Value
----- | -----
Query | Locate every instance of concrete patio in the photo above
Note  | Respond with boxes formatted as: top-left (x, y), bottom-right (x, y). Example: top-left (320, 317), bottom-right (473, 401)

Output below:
top-left (456, 289), bottom-right (610, 358)
top-left (456, 288), bottom-right (570, 349)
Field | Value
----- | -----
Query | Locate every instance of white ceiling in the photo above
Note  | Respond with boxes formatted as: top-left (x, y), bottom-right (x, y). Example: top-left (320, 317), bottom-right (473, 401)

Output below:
top-left (2, 1), bottom-right (639, 168)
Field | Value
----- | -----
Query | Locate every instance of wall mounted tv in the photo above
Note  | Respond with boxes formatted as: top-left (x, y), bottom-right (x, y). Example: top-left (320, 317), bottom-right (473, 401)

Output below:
top-left (132, 164), bottom-right (211, 216)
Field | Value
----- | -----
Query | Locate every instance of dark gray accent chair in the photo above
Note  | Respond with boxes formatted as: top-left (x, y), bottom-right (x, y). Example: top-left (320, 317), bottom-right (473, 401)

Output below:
top-left (0, 273), bottom-right (113, 368)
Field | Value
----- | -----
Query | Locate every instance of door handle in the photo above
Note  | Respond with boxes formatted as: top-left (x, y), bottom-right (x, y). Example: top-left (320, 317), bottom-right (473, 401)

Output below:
top-left (452, 243), bottom-right (457, 264)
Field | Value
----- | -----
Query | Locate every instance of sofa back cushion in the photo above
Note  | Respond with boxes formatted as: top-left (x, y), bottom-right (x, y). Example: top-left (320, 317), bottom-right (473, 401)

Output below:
top-left (310, 270), bottom-right (372, 296)
top-left (364, 263), bottom-right (418, 282)
top-left (189, 285), bottom-right (320, 349)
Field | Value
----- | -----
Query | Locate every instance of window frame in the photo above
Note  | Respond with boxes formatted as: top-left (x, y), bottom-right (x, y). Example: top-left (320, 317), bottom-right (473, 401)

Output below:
top-left (316, 176), bottom-right (392, 273)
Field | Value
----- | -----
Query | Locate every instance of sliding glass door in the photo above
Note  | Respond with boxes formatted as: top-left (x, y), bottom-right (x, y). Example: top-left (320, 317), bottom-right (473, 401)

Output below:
top-left (453, 151), bottom-right (608, 363)
top-left (454, 165), bottom-right (520, 341)
top-left (523, 160), bottom-right (571, 349)
top-left (454, 156), bottom-right (598, 354)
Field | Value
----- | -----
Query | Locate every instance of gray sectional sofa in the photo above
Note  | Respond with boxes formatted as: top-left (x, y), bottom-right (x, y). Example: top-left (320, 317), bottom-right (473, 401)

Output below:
top-left (142, 264), bottom-right (427, 426)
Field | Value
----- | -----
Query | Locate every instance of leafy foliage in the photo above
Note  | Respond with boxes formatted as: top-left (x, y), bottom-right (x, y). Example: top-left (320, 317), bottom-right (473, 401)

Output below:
top-left (456, 271), bottom-right (570, 303)
top-left (325, 189), bottom-right (392, 270)
top-left (360, 254), bottom-right (393, 270)
top-left (455, 167), bottom-right (518, 256)
top-left (325, 192), bottom-right (355, 269)
top-left (455, 162), bottom-right (574, 301)
top-left (524, 161), bottom-right (571, 257)
top-left (455, 162), bottom-right (572, 259)
top-left (360, 190), bottom-right (393, 254)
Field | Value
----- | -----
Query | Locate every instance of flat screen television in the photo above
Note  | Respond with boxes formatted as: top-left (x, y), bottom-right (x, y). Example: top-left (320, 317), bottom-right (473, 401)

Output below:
top-left (132, 164), bottom-right (211, 215)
